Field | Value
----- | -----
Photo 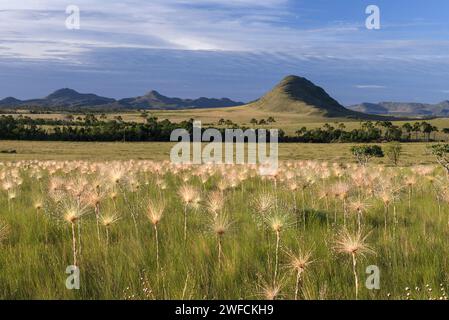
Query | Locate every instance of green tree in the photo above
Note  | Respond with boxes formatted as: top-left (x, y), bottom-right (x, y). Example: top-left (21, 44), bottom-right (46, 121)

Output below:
top-left (84, 114), bottom-right (98, 124)
top-left (432, 126), bottom-right (439, 141)
top-left (429, 144), bottom-right (449, 174)
top-left (421, 122), bottom-right (434, 141)
top-left (402, 123), bottom-right (413, 140)
top-left (350, 145), bottom-right (384, 166)
top-left (412, 122), bottom-right (421, 140)
top-left (385, 142), bottom-right (402, 166)
top-left (385, 125), bottom-right (402, 141)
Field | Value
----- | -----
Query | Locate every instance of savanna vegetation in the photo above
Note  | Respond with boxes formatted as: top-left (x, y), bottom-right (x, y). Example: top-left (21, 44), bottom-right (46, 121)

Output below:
top-left (2, 109), bottom-right (449, 300)
top-left (0, 114), bottom-right (447, 143)
top-left (1, 158), bottom-right (449, 300)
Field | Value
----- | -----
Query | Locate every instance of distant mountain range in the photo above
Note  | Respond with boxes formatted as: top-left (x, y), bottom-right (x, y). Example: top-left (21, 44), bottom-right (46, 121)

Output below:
top-left (348, 101), bottom-right (449, 117)
top-left (1, 76), bottom-right (440, 121)
top-left (116, 90), bottom-right (244, 110)
top-left (0, 89), bottom-right (244, 111)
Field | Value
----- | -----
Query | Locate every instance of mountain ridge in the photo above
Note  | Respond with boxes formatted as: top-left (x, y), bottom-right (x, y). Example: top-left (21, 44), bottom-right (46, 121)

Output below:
top-left (117, 90), bottom-right (244, 110)
top-left (349, 101), bottom-right (449, 117)
top-left (0, 89), bottom-right (244, 111)
top-left (0, 76), bottom-right (434, 121)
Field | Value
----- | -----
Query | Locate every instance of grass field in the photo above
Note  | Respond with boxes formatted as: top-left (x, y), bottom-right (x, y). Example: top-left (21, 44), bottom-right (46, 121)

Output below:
top-left (1, 112), bottom-right (448, 300)
top-left (0, 159), bottom-right (448, 299)
top-left (0, 140), bottom-right (439, 165)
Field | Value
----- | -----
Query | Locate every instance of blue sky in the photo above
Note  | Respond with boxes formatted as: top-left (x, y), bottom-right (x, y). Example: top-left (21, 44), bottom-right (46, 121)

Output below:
top-left (1, 0), bottom-right (449, 105)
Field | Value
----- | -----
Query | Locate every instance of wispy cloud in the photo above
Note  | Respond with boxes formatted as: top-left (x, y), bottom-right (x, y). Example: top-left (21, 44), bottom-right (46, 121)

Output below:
top-left (2, 0), bottom-right (449, 63)
top-left (0, 0), bottom-right (294, 58)
top-left (355, 85), bottom-right (387, 89)
top-left (1, 1), bottom-right (449, 104)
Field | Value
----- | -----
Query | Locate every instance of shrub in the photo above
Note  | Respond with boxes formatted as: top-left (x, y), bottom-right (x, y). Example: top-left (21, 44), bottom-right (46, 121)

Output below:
top-left (350, 145), bottom-right (384, 166)
top-left (385, 142), bottom-right (402, 166)
top-left (429, 144), bottom-right (449, 174)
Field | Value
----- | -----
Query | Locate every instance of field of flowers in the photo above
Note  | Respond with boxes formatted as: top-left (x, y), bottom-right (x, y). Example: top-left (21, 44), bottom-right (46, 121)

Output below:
top-left (0, 160), bottom-right (448, 300)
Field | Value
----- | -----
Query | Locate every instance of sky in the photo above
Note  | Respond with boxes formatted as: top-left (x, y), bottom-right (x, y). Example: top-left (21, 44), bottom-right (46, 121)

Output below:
top-left (1, 0), bottom-right (449, 105)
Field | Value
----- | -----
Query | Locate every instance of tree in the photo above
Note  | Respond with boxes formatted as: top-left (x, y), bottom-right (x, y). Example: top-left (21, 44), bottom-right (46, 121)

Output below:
top-left (421, 122), bottom-right (434, 141)
top-left (361, 121), bottom-right (375, 131)
top-left (267, 117), bottom-right (276, 123)
top-left (250, 118), bottom-right (258, 127)
top-left (402, 123), bottom-right (413, 140)
top-left (429, 144), bottom-right (449, 175)
top-left (323, 123), bottom-right (334, 132)
top-left (350, 145), bottom-right (384, 166)
top-left (376, 121), bottom-right (393, 135)
top-left (84, 114), bottom-right (98, 124)
top-left (385, 142), bottom-right (402, 166)
top-left (412, 122), bottom-right (421, 140)
top-left (432, 126), bottom-right (439, 141)
top-left (258, 119), bottom-right (267, 125)
top-left (140, 111), bottom-right (149, 119)
top-left (384, 125), bottom-right (402, 141)
top-left (295, 127), bottom-right (307, 136)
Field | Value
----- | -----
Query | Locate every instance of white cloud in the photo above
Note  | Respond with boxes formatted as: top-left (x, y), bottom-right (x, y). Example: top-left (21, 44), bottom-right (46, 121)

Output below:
top-left (0, 0), bottom-right (294, 58)
top-left (1, 0), bottom-right (449, 66)
top-left (355, 85), bottom-right (386, 89)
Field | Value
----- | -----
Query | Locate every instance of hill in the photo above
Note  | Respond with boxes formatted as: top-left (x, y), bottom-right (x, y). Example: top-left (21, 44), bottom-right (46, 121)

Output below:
top-left (349, 101), bottom-right (449, 117)
top-left (0, 76), bottom-right (422, 121)
top-left (246, 75), bottom-right (390, 120)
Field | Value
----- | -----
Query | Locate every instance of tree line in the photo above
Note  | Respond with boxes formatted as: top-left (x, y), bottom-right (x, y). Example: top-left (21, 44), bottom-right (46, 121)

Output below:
top-left (291, 120), bottom-right (443, 143)
top-left (0, 114), bottom-right (447, 143)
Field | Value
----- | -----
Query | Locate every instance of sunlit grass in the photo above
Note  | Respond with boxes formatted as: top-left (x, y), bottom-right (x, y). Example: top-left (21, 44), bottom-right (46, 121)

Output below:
top-left (0, 160), bottom-right (448, 300)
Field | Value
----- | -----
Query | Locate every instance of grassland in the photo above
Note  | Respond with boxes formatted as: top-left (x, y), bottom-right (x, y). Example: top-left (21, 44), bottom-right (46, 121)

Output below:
top-left (0, 140), bottom-right (439, 166)
top-left (1, 109), bottom-right (449, 300)
top-left (0, 159), bottom-right (448, 300)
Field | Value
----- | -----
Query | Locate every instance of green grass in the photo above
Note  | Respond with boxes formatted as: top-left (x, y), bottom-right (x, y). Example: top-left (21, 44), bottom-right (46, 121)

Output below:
top-left (0, 160), bottom-right (448, 300)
